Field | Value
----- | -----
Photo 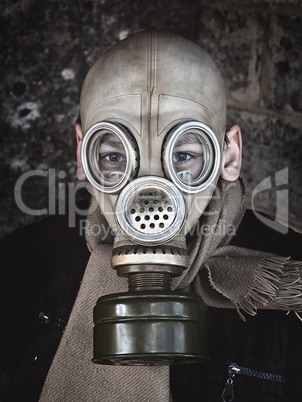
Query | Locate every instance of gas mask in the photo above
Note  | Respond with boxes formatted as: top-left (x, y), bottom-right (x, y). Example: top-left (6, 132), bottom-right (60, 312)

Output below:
top-left (80, 31), bottom-right (226, 365)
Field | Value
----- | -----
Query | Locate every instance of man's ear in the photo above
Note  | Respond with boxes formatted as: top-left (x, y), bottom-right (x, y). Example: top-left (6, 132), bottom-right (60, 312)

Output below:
top-left (75, 124), bottom-right (87, 180)
top-left (221, 124), bottom-right (242, 181)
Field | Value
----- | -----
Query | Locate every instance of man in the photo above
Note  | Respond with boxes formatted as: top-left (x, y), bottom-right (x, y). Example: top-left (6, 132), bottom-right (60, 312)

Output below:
top-left (1, 31), bottom-right (302, 401)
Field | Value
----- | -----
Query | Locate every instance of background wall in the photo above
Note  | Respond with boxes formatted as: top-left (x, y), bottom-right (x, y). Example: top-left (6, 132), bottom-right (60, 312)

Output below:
top-left (1, 0), bottom-right (301, 237)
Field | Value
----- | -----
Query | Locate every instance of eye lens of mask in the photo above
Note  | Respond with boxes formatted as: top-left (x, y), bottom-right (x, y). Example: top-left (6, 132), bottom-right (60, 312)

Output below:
top-left (81, 122), bottom-right (138, 193)
top-left (163, 121), bottom-right (221, 193)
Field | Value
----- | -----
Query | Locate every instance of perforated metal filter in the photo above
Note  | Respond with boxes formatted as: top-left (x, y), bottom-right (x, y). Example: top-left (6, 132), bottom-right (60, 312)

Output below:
top-left (115, 177), bottom-right (186, 245)
top-left (127, 189), bottom-right (176, 234)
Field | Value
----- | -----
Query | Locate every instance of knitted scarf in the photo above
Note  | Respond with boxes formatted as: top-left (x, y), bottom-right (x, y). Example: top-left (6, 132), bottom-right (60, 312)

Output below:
top-left (40, 178), bottom-right (302, 401)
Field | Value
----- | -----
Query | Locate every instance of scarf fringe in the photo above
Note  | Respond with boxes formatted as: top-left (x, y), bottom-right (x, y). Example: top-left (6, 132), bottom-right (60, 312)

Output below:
top-left (275, 261), bottom-right (302, 310)
top-left (231, 257), bottom-right (302, 320)
top-left (294, 312), bottom-right (302, 322)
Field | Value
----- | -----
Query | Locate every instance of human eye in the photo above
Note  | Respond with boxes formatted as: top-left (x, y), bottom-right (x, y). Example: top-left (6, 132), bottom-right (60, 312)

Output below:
top-left (173, 152), bottom-right (192, 164)
top-left (103, 152), bottom-right (124, 164)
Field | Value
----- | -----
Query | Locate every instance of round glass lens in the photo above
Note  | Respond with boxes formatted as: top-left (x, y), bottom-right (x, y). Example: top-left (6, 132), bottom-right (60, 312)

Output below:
top-left (82, 121), bottom-right (138, 193)
top-left (162, 121), bottom-right (221, 193)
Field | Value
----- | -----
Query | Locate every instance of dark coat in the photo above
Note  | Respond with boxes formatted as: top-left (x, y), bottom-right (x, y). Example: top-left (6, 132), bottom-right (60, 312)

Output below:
top-left (1, 205), bottom-right (302, 402)
top-left (171, 211), bottom-right (302, 402)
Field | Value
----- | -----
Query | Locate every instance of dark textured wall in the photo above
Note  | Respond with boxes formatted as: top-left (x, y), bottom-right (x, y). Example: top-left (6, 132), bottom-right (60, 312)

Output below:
top-left (1, 0), bottom-right (302, 238)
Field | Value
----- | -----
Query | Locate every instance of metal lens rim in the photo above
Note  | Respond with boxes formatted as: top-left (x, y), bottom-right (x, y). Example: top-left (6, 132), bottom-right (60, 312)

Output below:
top-left (81, 121), bottom-right (137, 194)
top-left (164, 121), bottom-right (221, 194)
top-left (115, 176), bottom-right (186, 245)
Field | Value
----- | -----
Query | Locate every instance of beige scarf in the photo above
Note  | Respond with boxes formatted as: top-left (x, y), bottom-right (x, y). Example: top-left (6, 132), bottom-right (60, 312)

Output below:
top-left (40, 178), bottom-right (302, 401)
top-left (39, 242), bottom-right (170, 402)
top-left (173, 178), bottom-right (302, 320)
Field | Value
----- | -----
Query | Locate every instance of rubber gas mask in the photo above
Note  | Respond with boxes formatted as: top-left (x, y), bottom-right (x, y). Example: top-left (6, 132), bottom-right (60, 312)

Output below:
top-left (80, 31), bottom-right (226, 365)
